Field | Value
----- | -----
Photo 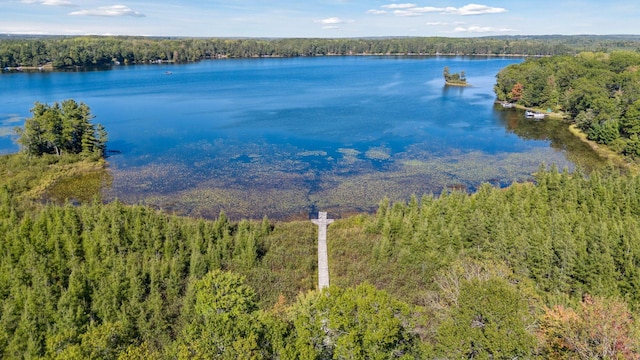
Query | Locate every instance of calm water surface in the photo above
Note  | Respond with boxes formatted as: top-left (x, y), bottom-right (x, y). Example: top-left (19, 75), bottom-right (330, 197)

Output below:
top-left (0, 57), bottom-right (605, 219)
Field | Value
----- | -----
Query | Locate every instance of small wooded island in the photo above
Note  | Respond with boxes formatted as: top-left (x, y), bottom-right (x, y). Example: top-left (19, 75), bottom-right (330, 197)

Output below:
top-left (443, 66), bottom-right (469, 86)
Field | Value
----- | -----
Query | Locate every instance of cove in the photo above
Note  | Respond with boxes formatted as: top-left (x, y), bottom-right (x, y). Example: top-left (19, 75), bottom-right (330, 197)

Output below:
top-left (0, 56), bottom-right (606, 219)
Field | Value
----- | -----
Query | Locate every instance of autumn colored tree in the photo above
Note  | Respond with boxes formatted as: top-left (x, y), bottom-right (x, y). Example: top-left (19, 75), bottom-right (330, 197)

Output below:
top-left (538, 295), bottom-right (640, 359)
top-left (509, 82), bottom-right (524, 102)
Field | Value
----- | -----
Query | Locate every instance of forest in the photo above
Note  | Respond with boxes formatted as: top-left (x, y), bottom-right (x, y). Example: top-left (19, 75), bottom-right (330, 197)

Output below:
top-left (494, 50), bottom-right (640, 161)
top-left (2, 34), bottom-right (640, 68)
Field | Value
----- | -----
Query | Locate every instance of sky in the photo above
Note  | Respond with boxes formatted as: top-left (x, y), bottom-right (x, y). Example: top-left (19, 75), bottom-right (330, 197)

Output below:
top-left (1, 0), bottom-right (639, 38)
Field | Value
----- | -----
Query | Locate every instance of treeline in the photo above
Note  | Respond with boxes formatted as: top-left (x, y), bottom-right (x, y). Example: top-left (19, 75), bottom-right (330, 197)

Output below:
top-left (1, 165), bottom-right (640, 358)
top-left (1, 35), bottom-right (630, 68)
top-left (495, 50), bottom-right (640, 159)
top-left (488, 34), bottom-right (640, 52)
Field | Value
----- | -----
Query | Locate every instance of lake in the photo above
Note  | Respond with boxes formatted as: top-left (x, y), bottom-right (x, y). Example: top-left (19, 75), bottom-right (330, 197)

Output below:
top-left (0, 56), bottom-right (605, 220)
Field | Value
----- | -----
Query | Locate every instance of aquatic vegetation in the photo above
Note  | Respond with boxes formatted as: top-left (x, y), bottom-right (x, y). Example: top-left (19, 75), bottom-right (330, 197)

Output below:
top-left (0, 127), bottom-right (14, 137)
top-left (364, 146), bottom-right (391, 161)
top-left (0, 114), bottom-right (21, 137)
top-left (0, 114), bottom-right (22, 125)
top-left (297, 150), bottom-right (328, 157)
top-left (338, 148), bottom-right (361, 157)
top-left (46, 168), bottom-right (112, 203)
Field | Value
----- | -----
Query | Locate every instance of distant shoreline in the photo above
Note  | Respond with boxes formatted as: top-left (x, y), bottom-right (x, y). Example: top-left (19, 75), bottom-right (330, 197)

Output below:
top-left (1, 54), bottom-right (532, 72)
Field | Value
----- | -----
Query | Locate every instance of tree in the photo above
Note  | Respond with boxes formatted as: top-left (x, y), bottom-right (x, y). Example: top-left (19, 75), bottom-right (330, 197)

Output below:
top-left (539, 295), bottom-right (640, 359)
top-left (15, 100), bottom-right (106, 158)
top-left (174, 270), bottom-right (269, 359)
top-left (443, 66), bottom-right (451, 82)
top-left (435, 278), bottom-right (537, 359)
top-left (288, 284), bottom-right (425, 359)
top-left (621, 99), bottom-right (640, 137)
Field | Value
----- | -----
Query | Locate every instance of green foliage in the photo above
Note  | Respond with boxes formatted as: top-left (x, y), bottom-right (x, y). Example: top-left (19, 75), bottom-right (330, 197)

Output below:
top-left (15, 100), bottom-right (107, 158)
top-left (288, 284), bottom-right (425, 359)
top-left (435, 278), bottom-right (537, 358)
top-left (175, 270), bottom-right (269, 359)
top-left (0, 35), bottom-right (598, 68)
top-left (495, 51), bottom-right (640, 159)
top-left (443, 66), bottom-right (467, 86)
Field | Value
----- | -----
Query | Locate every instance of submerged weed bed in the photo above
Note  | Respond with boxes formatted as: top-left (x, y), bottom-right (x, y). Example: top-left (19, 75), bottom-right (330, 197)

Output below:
top-left (103, 119), bottom-right (608, 220)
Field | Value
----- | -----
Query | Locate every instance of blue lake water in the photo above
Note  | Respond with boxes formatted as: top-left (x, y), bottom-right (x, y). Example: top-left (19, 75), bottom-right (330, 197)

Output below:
top-left (0, 56), bottom-right (604, 219)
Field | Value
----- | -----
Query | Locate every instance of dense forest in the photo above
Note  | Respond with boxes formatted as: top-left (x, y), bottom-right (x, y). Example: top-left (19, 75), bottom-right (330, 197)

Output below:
top-left (2, 34), bottom-right (640, 68)
top-left (495, 50), bottom-right (640, 160)
top-left (1, 156), bottom-right (640, 358)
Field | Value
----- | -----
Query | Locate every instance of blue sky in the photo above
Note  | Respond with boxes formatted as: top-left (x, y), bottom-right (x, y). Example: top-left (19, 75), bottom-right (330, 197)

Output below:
top-left (1, 1), bottom-right (639, 38)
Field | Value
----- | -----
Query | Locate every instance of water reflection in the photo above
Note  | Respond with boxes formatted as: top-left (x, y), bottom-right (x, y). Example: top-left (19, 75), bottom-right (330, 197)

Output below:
top-left (494, 106), bottom-right (607, 173)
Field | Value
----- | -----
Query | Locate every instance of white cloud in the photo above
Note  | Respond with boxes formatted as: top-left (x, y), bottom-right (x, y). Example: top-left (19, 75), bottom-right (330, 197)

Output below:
top-left (444, 4), bottom-right (507, 16)
top-left (42, 0), bottom-right (73, 5)
top-left (22, 0), bottom-right (74, 6)
top-left (453, 25), bottom-right (514, 33)
top-left (69, 5), bottom-right (145, 17)
top-left (382, 3), bottom-right (416, 9)
top-left (393, 10), bottom-right (419, 17)
top-left (315, 17), bottom-right (353, 30)
top-left (410, 6), bottom-right (445, 14)
top-left (426, 21), bottom-right (467, 26)
top-left (369, 3), bottom-right (507, 17)
top-left (318, 17), bottom-right (345, 25)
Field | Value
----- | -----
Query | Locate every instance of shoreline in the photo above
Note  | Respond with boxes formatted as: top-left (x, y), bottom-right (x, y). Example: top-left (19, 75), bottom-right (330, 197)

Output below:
top-left (498, 101), bottom-right (640, 174)
top-left (2, 53), bottom-right (529, 72)
top-left (445, 81), bottom-right (470, 87)
top-left (508, 103), bottom-right (568, 120)
top-left (567, 125), bottom-right (640, 175)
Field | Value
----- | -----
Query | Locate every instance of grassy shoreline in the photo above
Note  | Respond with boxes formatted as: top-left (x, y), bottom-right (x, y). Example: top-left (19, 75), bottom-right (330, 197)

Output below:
top-left (567, 124), bottom-right (640, 175)
top-left (0, 153), bottom-right (110, 208)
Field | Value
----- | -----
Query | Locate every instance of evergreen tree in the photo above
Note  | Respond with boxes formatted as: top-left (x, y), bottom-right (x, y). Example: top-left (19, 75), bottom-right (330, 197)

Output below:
top-left (15, 100), bottom-right (106, 158)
